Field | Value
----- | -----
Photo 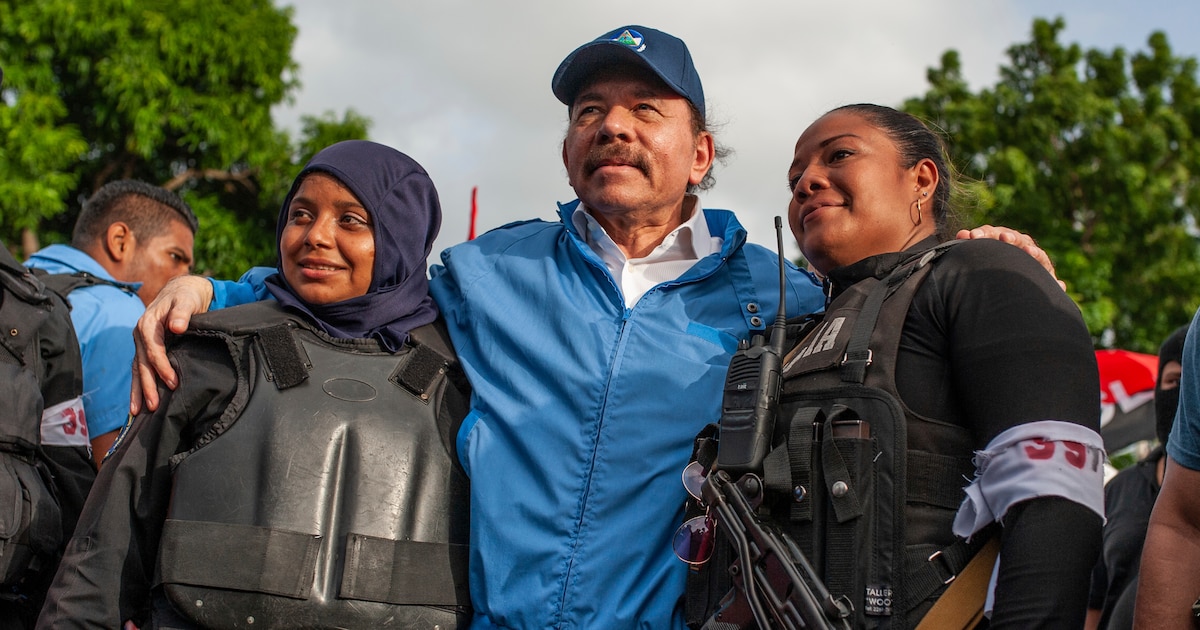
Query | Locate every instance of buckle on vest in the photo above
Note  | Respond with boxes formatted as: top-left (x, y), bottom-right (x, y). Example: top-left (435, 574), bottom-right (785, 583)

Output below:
top-left (841, 349), bottom-right (873, 366)
top-left (927, 549), bottom-right (957, 585)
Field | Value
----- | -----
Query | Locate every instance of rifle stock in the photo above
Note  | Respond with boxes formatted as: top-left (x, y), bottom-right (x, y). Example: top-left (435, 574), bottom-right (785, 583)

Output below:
top-left (700, 470), bottom-right (852, 630)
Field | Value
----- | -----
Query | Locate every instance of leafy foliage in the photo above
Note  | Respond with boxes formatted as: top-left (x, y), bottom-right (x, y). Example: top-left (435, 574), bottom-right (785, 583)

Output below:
top-left (904, 17), bottom-right (1200, 353)
top-left (0, 0), bottom-right (370, 277)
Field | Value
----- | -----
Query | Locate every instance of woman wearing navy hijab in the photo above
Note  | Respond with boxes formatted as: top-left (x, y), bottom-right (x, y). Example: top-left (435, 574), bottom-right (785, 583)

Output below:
top-left (38, 141), bottom-right (472, 629)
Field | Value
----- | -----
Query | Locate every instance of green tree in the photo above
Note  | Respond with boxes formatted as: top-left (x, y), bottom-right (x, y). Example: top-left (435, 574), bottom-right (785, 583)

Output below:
top-left (0, 0), bottom-right (369, 277)
top-left (904, 17), bottom-right (1200, 353)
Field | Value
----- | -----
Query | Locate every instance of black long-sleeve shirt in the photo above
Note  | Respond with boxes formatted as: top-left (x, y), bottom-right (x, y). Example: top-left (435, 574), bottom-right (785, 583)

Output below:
top-left (826, 237), bottom-right (1103, 628)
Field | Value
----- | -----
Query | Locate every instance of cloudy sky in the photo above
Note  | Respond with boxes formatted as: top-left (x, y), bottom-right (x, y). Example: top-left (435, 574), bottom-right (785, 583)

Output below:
top-left (272, 0), bottom-right (1199, 263)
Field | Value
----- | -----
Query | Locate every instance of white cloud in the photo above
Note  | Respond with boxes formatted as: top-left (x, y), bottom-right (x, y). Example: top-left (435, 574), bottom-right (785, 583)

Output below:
top-left (274, 0), bottom-right (1199, 264)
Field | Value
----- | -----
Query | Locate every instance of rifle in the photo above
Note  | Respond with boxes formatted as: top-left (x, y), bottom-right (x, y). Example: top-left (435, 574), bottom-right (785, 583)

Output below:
top-left (698, 469), bottom-right (853, 630)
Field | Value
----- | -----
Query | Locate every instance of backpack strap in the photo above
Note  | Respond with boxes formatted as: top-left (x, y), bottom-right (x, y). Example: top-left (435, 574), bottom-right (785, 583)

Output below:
top-left (0, 255), bottom-right (52, 308)
top-left (840, 241), bottom-right (961, 384)
top-left (31, 269), bottom-right (137, 300)
top-left (914, 535), bottom-right (1000, 630)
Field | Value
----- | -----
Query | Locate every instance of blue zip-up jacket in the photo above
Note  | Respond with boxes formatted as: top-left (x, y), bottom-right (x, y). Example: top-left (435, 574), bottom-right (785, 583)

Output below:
top-left (429, 201), bottom-right (824, 629)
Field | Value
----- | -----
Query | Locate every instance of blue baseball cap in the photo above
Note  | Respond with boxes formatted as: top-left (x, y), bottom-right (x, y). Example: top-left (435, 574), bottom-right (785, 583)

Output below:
top-left (552, 25), bottom-right (705, 114)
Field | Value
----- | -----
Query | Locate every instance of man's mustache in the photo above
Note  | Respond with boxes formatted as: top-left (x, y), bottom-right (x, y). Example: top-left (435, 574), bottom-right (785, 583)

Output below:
top-left (584, 146), bottom-right (650, 176)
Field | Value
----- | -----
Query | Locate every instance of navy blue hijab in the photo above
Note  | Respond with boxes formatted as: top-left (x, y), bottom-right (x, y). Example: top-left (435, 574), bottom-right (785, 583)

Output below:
top-left (264, 140), bottom-right (441, 352)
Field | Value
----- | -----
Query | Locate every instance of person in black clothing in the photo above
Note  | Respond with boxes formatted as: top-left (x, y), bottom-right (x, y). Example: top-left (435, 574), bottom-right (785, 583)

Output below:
top-left (37, 141), bottom-right (471, 629)
top-left (1084, 324), bottom-right (1188, 630)
top-left (778, 104), bottom-right (1102, 628)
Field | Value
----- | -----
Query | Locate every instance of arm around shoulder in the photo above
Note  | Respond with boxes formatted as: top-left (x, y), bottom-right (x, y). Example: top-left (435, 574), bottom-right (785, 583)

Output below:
top-left (131, 275), bottom-right (215, 413)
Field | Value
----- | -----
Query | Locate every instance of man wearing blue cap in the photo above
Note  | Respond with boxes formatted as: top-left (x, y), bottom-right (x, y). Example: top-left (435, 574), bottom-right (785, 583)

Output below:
top-left (428, 24), bottom-right (826, 629)
top-left (130, 25), bottom-right (1057, 629)
top-left (433, 29), bottom-right (1050, 627)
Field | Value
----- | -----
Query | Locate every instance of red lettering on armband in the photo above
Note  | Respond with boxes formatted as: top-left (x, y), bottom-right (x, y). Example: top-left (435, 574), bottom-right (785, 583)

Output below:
top-left (1063, 441), bottom-right (1087, 469)
top-left (54, 403), bottom-right (87, 439)
top-left (1023, 438), bottom-right (1055, 460)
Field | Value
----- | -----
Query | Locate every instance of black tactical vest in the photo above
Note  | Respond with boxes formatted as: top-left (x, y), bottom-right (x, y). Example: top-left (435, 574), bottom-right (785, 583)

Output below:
top-left (690, 243), bottom-right (987, 630)
top-left (0, 249), bottom-right (78, 587)
top-left (155, 302), bottom-right (471, 629)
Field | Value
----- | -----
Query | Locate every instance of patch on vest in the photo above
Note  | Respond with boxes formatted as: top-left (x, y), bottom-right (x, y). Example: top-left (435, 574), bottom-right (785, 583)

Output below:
top-left (864, 584), bottom-right (893, 616)
top-left (784, 316), bottom-right (845, 372)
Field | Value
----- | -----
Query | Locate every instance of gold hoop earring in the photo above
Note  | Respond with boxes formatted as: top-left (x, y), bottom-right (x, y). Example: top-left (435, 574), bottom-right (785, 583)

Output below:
top-left (912, 199), bottom-right (923, 226)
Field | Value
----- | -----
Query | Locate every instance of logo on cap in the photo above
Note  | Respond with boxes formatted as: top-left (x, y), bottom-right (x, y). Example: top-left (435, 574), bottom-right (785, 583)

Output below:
top-left (611, 29), bottom-right (646, 52)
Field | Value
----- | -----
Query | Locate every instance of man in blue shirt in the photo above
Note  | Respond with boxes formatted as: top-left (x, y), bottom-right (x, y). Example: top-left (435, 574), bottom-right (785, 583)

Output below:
top-left (26, 180), bottom-right (196, 466)
top-left (1136, 309), bottom-right (1200, 627)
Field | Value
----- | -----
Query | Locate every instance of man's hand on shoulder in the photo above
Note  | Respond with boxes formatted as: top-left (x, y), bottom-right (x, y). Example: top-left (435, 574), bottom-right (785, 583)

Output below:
top-left (130, 275), bottom-right (213, 414)
top-left (957, 225), bottom-right (1065, 291)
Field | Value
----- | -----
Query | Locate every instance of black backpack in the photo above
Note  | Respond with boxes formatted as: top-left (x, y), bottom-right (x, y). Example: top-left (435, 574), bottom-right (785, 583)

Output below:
top-left (0, 247), bottom-right (85, 591)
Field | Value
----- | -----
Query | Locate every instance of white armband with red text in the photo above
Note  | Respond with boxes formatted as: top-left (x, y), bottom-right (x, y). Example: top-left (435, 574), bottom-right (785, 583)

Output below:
top-left (39, 396), bottom-right (90, 452)
top-left (953, 420), bottom-right (1105, 539)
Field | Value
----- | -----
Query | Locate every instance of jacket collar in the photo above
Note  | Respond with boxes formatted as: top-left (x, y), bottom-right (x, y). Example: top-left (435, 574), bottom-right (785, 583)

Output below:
top-left (556, 197), bottom-right (747, 264)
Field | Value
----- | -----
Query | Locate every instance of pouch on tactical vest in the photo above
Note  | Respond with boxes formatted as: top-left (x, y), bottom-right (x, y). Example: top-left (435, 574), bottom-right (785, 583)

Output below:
top-left (0, 253), bottom-right (67, 587)
top-left (688, 243), bottom-right (988, 630)
top-left (154, 303), bottom-right (471, 629)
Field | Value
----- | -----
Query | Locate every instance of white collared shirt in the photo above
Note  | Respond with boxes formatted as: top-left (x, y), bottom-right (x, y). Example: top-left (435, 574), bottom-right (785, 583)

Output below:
top-left (571, 195), bottom-right (724, 308)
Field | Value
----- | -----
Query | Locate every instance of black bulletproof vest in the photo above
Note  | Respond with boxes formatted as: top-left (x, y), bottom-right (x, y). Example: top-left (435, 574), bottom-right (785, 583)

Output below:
top-left (0, 249), bottom-right (74, 585)
top-left (689, 243), bottom-right (985, 630)
top-left (156, 303), bottom-right (471, 629)
top-left (0, 253), bottom-right (52, 448)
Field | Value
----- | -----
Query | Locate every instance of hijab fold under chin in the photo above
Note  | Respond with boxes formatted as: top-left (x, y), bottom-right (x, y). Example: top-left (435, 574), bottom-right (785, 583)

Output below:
top-left (265, 140), bottom-right (441, 352)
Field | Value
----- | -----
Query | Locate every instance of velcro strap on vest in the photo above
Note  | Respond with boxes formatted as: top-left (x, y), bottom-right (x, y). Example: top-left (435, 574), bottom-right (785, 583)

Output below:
top-left (825, 521), bottom-right (858, 602)
top-left (159, 519), bottom-right (320, 599)
top-left (786, 407), bottom-right (821, 523)
top-left (257, 324), bottom-right (310, 390)
top-left (762, 440), bottom-right (791, 495)
top-left (908, 451), bottom-right (974, 509)
top-left (820, 430), bottom-right (865, 523)
top-left (820, 416), bottom-right (866, 600)
top-left (840, 276), bottom-right (887, 384)
top-left (839, 245), bottom-right (955, 385)
top-left (341, 533), bottom-right (469, 606)
top-left (391, 344), bottom-right (447, 403)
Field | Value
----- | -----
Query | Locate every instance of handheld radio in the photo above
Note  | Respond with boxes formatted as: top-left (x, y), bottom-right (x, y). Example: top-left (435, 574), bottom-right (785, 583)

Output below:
top-left (714, 216), bottom-right (790, 477)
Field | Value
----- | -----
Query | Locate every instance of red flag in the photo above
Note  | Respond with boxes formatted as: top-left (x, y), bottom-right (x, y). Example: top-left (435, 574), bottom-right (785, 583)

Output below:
top-left (468, 186), bottom-right (478, 240)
